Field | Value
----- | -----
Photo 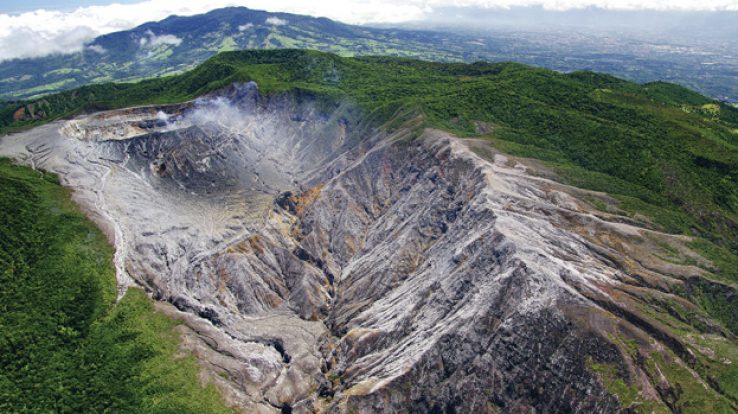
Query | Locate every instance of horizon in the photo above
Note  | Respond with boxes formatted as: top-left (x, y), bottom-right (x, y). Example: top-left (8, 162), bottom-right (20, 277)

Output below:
top-left (1, 1), bottom-right (737, 62)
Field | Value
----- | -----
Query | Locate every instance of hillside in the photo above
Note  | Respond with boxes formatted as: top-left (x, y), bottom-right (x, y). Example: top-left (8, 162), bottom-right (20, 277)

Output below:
top-left (0, 159), bottom-right (237, 413)
top-left (2, 49), bottom-right (738, 412)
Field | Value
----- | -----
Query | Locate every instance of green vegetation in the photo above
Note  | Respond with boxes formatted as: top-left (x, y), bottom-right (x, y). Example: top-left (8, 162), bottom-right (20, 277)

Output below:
top-left (43, 68), bottom-right (83, 78)
top-left (20, 79), bottom-right (77, 97)
top-left (148, 47), bottom-right (175, 62)
top-left (601, 295), bottom-right (738, 413)
top-left (0, 7), bottom-right (474, 100)
top-left (688, 239), bottom-right (738, 283)
top-left (217, 37), bottom-right (238, 53)
top-left (646, 348), bottom-right (734, 413)
top-left (587, 358), bottom-right (669, 413)
top-left (0, 159), bottom-right (235, 413)
top-left (620, 287), bottom-right (738, 411)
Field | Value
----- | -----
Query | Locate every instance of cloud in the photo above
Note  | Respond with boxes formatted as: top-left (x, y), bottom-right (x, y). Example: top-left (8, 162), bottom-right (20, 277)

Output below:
top-left (265, 16), bottom-right (288, 26)
top-left (87, 44), bottom-right (106, 54)
top-left (0, 0), bottom-right (736, 61)
top-left (0, 1), bottom-right (234, 61)
top-left (0, 20), bottom-right (97, 61)
top-left (238, 23), bottom-right (254, 31)
top-left (139, 29), bottom-right (182, 47)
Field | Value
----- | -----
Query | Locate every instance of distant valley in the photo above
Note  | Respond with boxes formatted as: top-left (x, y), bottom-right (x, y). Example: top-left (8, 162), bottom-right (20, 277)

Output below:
top-left (0, 6), bottom-right (736, 102)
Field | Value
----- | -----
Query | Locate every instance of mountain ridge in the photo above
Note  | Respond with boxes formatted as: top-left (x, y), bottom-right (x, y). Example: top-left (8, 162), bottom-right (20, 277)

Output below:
top-left (2, 6), bottom-right (737, 102)
top-left (0, 7), bottom-right (479, 100)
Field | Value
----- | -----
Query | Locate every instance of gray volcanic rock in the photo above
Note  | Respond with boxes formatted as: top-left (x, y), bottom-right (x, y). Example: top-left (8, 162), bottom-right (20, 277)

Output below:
top-left (284, 133), bottom-right (629, 412)
top-left (2, 84), bottom-right (735, 413)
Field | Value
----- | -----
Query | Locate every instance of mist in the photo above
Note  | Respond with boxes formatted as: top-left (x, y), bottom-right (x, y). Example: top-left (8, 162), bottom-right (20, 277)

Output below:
top-left (407, 7), bottom-right (738, 45)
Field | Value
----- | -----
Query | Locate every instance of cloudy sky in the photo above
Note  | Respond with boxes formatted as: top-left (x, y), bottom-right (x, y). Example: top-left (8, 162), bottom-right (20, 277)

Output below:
top-left (1, 0), bottom-right (737, 61)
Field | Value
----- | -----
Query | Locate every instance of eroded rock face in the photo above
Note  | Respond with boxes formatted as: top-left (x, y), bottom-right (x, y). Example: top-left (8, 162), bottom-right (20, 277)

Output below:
top-left (283, 133), bottom-right (629, 413)
top-left (2, 84), bottom-right (736, 413)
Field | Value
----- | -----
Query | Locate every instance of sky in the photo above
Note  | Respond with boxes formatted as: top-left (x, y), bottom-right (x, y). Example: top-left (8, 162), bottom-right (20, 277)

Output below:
top-left (1, 0), bottom-right (737, 61)
top-left (1, 0), bottom-right (141, 14)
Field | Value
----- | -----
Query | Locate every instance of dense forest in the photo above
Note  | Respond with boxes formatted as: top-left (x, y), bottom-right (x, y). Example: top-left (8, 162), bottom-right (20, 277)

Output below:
top-left (0, 159), bottom-right (236, 413)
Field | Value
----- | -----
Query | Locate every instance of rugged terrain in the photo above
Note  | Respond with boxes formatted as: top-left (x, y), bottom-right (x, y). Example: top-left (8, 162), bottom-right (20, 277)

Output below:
top-left (2, 51), bottom-right (738, 412)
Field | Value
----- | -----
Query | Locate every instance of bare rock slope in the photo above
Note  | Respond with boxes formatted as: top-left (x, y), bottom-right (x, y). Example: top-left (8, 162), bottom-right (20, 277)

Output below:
top-left (2, 84), bottom-right (736, 413)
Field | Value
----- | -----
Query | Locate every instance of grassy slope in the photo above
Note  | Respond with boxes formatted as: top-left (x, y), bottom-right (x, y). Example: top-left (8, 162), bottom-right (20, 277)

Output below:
top-left (0, 159), bottom-right (235, 413)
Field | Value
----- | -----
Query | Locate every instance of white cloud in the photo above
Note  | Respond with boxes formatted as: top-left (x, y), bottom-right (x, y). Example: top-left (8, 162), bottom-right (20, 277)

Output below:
top-left (0, 23), bottom-right (96, 61)
top-left (0, 0), bottom-right (736, 61)
top-left (139, 29), bottom-right (182, 47)
top-left (238, 22), bottom-right (254, 31)
top-left (87, 44), bottom-right (106, 54)
top-left (150, 33), bottom-right (182, 46)
top-left (265, 16), bottom-right (288, 26)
